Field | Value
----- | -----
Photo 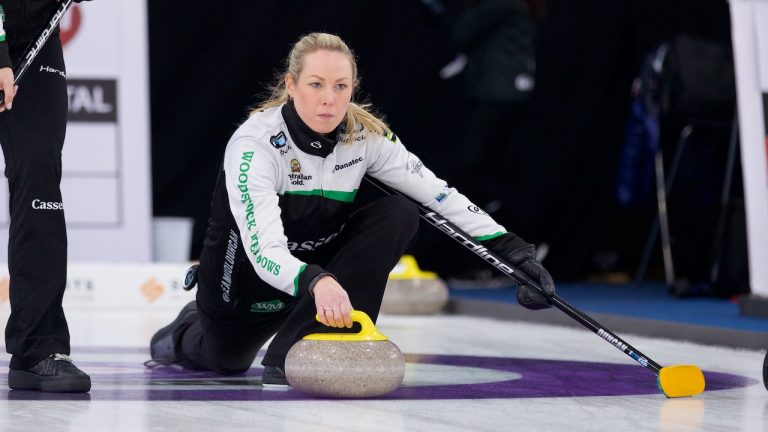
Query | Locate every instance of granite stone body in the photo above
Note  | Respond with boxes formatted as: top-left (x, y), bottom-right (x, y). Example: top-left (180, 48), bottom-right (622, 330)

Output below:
top-left (285, 339), bottom-right (405, 398)
top-left (381, 278), bottom-right (449, 315)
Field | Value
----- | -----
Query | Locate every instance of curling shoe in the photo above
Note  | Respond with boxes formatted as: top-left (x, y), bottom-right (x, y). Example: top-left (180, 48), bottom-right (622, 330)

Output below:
top-left (8, 354), bottom-right (91, 393)
top-left (262, 365), bottom-right (289, 387)
top-left (148, 300), bottom-right (198, 366)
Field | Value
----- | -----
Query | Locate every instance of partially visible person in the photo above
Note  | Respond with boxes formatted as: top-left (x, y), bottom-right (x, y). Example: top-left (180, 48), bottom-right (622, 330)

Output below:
top-left (439, 0), bottom-right (539, 284)
top-left (0, 0), bottom-right (92, 393)
top-left (451, 0), bottom-right (536, 217)
top-left (146, 32), bottom-right (555, 386)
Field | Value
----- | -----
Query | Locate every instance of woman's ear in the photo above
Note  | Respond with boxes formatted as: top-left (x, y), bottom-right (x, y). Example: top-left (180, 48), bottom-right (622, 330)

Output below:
top-left (285, 74), bottom-right (295, 99)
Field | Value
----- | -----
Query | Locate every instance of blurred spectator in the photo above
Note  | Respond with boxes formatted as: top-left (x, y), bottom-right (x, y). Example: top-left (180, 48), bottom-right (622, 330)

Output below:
top-left (495, 0), bottom-right (636, 281)
top-left (451, 0), bottom-right (536, 217)
top-left (505, 0), bottom-right (736, 283)
top-left (444, 0), bottom-right (538, 284)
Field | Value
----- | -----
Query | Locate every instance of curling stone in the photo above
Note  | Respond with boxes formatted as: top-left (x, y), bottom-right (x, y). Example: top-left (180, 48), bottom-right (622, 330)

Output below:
top-left (381, 255), bottom-right (449, 315)
top-left (764, 350), bottom-right (768, 392)
top-left (285, 310), bottom-right (404, 398)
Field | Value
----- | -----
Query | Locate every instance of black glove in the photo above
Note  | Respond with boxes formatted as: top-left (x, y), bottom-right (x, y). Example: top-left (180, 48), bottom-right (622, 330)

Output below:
top-left (484, 233), bottom-right (555, 310)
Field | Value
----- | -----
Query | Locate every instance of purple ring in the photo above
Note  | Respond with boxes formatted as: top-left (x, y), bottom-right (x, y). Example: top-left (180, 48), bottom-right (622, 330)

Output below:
top-left (0, 348), bottom-right (756, 401)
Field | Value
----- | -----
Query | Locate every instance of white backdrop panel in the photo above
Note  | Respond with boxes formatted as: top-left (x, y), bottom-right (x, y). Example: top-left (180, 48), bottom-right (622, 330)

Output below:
top-left (0, 1), bottom-right (152, 262)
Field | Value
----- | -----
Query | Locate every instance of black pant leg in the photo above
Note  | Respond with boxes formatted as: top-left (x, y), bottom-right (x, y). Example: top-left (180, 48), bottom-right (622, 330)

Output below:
top-left (176, 196), bottom-right (418, 373)
top-left (177, 227), bottom-right (299, 374)
top-left (178, 301), bottom-right (288, 374)
top-left (262, 195), bottom-right (419, 367)
top-left (0, 37), bottom-right (69, 370)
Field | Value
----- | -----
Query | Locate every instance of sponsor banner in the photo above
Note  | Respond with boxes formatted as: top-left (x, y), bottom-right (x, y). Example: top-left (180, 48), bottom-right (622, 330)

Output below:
top-left (68, 79), bottom-right (117, 122)
top-left (0, 1), bottom-right (152, 261)
top-left (730, 0), bottom-right (768, 296)
top-left (0, 264), bottom-right (195, 311)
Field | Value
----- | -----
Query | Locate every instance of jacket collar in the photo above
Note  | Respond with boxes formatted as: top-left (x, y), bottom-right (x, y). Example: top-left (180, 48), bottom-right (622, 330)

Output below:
top-left (281, 101), bottom-right (338, 158)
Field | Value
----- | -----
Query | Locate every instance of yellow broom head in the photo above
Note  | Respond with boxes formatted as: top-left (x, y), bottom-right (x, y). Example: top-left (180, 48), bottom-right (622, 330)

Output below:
top-left (658, 364), bottom-right (706, 398)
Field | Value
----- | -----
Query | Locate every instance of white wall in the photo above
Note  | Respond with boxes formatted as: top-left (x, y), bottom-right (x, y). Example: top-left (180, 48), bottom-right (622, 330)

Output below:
top-left (0, 1), bottom-right (152, 262)
top-left (730, 0), bottom-right (768, 297)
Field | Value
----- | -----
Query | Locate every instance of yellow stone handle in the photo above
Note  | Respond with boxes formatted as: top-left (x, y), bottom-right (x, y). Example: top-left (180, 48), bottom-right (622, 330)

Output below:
top-left (304, 310), bottom-right (389, 341)
top-left (388, 255), bottom-right (438, 280)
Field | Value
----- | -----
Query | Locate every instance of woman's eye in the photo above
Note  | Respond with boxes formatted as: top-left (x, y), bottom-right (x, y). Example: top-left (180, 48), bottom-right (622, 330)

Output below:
top-left (336, 83), bottom-right (348, 90)
top-left (309, 82), bottom-right (321, 88)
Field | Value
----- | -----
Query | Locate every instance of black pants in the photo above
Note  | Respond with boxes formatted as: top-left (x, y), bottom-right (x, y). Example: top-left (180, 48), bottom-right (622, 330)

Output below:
top-left (0, 37), bottom-right (69, 370)
top-left (178, 196), bottom-right (419, 374)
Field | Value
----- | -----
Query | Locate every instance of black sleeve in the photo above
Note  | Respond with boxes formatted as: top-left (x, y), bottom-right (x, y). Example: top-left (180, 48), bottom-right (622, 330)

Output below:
top-left (0, 42), bottom-right (10, 69)
top-left (297, 263), bottom-right (331, 297)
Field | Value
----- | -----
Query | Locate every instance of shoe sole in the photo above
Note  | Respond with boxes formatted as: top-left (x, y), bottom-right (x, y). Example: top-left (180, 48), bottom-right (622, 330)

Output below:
top-left (8, 369), bottom-right (91, 393)
top-left (262, 366), bottom-right (288, 387)
top-left (262, 383), bottom-right (290, 390)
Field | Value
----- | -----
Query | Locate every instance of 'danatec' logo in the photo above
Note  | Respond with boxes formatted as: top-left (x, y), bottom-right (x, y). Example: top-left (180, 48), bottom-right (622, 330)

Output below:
top-left (61, 5), bottom-right (83, 47)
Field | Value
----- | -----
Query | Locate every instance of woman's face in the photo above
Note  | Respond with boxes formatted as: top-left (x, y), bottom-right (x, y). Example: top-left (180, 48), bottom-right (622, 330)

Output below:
top-left (286, 49), bottom-right (353, 134)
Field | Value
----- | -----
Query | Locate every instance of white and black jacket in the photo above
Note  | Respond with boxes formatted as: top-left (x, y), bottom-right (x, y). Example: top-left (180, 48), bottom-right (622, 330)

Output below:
top-left (198, 101), bottom-right (507, 302)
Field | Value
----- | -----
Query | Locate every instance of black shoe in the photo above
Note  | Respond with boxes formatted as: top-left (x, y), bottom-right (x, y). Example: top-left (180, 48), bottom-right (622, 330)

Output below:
top-left (8, 354), bottom-right (91, 393)
top-left (147, 301), bottom-right (198, 366)
top-left (262, 365), bottom-right (288, 387)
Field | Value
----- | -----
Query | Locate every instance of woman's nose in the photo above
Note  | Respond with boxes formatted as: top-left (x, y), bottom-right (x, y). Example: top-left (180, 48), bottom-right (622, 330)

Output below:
top-left (321, 88), bottom-right (334, 105)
